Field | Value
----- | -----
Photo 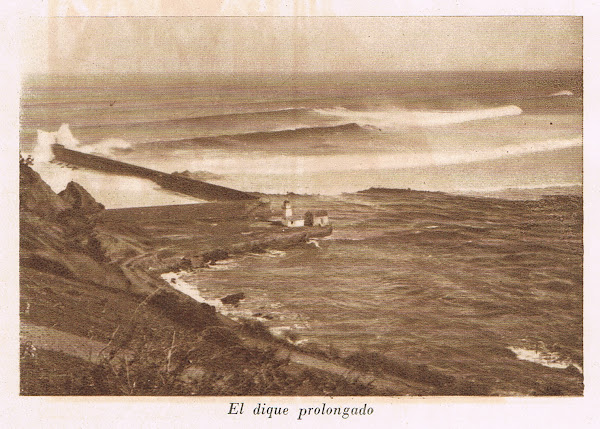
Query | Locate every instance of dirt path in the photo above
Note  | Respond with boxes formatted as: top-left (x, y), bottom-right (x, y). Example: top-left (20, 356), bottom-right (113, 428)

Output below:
top-left (20, 321), bottom-right (133, 364)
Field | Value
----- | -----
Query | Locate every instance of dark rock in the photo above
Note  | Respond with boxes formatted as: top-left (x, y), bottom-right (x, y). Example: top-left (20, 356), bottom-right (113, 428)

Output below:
top-left (221, 292), bottom-right (245, 305)
top-left (562, 364), bottom-right (584, 377)
top-left (202, 248), bottom-right (229, 264)
top-left (19, 165), bottom-right (132, 293)
top-left (172, 170), bottom-right (224, 181)
top-left (19, 164), bottom-right (70, 217)
top-left (178, 257), bottom-right (193, 271)
top-left (59, 181), bottom-right (105, 215)
top-left (249, 244), bottom-right (266, 253)
top-left (253, 312), bottom-right (274, 320)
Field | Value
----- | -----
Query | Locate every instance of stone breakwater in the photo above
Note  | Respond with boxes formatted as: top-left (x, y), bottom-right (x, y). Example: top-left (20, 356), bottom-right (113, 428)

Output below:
top-left (52, 144), bottom-right (257, 201)
top-left (167, 225), bottom-right (333, 272)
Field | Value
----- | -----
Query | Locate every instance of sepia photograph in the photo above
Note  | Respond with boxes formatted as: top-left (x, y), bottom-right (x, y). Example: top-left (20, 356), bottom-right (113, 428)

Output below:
top-left (17, 15), bottom-right (583, 398)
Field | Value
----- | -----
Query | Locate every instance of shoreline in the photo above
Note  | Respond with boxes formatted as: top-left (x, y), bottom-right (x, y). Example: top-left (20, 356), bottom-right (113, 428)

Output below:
top-left (103, 219), bottom-right (447, 395)
top-left (155, 225), bottom-right (334, 342)
top-left (160, 270), bottom-right (310, 346)
top-left (20, 161), bottom-right (583, 395)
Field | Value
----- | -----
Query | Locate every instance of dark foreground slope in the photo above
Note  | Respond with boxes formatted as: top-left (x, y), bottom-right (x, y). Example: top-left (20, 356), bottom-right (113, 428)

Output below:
top-left (19, 163), bottom-right (383, 396)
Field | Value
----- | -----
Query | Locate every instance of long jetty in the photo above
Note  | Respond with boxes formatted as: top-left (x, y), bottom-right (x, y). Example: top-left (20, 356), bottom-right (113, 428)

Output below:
top-left (51, 144), bottom-right (257, 201)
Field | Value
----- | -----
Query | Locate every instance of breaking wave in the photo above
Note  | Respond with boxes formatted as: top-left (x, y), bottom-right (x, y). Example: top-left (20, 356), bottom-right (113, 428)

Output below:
top-left (142, 123), bottom-right (367, 149)
top-left (32, 124), bottom-right (133, 162)
top-left (193, 136), bottom-right (582, 175)
top-left (114, 105), bottom-right (523, 133)
top-left (508, 344), bottom-right (582, 374)
top-left (34, 124), bottom-right (81, 162)
top-left (160, 271), bottom-right (250, 318)
top-left (179, 107), bottom-right (309, 123)
top-left (85, 138), bottom-right (133, 155)
top-left (161, 271), bottom-right (308, 340)
top-left (313, 105), bottom-right (523, 129)
top-left (548, 90), bottom-right (574, 97)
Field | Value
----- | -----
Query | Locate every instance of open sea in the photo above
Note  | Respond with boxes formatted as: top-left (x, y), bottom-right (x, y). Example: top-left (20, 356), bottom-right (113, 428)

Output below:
top-left (20, 72), bottom-right (583, 394)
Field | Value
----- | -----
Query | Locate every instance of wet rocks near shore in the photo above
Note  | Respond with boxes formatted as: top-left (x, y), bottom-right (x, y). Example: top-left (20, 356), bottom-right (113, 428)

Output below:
top-left (155, 226), bottom-right (333, 274)
top-left (221, 292), bottom-right (245, 306)
top-left (202, 249), bottom-right (229, 264)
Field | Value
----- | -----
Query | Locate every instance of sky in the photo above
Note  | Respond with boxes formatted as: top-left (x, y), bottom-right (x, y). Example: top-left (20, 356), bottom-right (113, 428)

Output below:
top-left (21, 16), bottom-right (582, 74)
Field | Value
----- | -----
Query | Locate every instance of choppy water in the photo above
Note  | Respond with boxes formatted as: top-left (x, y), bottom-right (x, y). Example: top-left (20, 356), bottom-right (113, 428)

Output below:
top-left (21, 72), bottom-right (583, 394)
top-left (170, 190), bottom-right (582, 394)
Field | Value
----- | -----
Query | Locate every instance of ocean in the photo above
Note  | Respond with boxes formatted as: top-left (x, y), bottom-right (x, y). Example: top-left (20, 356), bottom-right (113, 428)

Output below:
top-left (21, 72), bottom-right (582, 200)
top-left (20, 72), bottom-right (583, 394)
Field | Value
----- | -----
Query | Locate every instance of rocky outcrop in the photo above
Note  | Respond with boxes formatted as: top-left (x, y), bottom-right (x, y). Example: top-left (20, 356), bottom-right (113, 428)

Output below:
top-left (19, 164), bottom-right (70, 218)
top-left (59, 181), bottom-right (105, 215)
top-left (173, 170), bottom-right (224, 182)
top-left (20, 163), bottom-right (131, 292)
top-left (151, 226), bottom-right (334, 272)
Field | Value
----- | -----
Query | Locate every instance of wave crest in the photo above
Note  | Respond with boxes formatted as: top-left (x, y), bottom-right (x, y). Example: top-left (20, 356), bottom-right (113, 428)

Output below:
top-left (508, 345), bottom-right (582, 374)
top-left (313, 105), bottom-right (523, 129)
top-left (195, 136), bottom-right (582, 175)
top-left (548, 90), bottom-right (574, 97)
top-left (32, 124), bottom-right (133, 162)
top-left (142, 123), bottom-right (366, 149)
top-left (34, 124), bottom-right (81, 162)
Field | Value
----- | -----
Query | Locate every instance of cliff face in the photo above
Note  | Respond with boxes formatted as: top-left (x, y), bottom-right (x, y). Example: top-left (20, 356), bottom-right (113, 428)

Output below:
top-left (19, 163), bottom-right (131, 291)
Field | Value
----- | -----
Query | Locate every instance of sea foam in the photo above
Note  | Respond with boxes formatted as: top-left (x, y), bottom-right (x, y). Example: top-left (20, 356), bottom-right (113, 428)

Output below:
top-left (548, 90), bottom-right (574, 97)
top-left (313, 105), bottom-right (523, 129)
top-left (34, 124), bottom-right (81, 162)
top-left (33, 124), bottom-right (133, 162)
top-left (508, 345), bottom-right (582, 374)
top-left (192, 136), bottom-right (582, 175)
top-left (161, 272), bottom-right (252, 319)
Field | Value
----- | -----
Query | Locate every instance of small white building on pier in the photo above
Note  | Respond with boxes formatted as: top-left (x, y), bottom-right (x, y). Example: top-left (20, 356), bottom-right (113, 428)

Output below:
top-left (281, 200), bottom-right (305, 227)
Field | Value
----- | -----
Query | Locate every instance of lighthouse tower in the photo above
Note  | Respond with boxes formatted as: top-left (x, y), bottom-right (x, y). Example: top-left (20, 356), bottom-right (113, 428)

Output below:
top-left (282, 200), bottom-right (293, 218)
